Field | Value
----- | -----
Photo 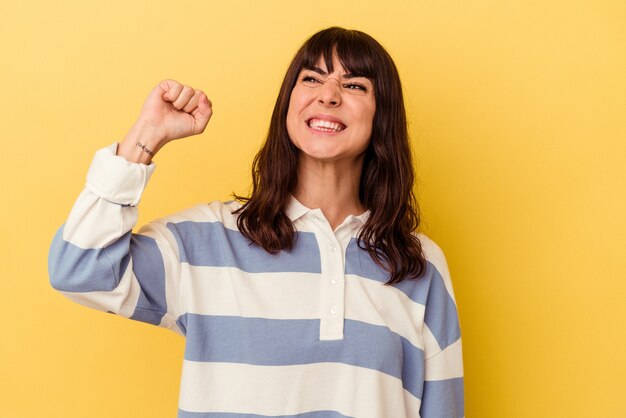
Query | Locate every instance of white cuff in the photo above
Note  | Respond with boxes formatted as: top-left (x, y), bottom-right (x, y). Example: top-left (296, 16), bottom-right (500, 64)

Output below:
top-left (85, 142), bottom-right (157, 206)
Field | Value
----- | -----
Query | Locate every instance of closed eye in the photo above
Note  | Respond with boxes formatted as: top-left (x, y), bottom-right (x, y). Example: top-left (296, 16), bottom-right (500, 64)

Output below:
top-left (302, 75), bottom-right (321, 84)
top-left (343, 83), bottom-right (368, 92)
top-left (300, 73), bottom-right (371, 94)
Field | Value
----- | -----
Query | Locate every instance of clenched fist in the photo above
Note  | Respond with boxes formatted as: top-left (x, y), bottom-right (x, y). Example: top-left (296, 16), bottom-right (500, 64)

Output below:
top-left (117, 79), bottom-right (213, 164)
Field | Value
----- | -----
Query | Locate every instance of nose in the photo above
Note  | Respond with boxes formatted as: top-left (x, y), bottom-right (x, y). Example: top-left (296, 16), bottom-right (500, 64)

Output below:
top-left (317, 77), bottom-right (342, 107)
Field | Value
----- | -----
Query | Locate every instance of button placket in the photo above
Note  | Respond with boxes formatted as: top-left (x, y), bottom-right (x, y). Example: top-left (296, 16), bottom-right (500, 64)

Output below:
top-left (308, 210), bottom-right (364, 341)
top-left (320, 241), bottom-right (345, 339)
top-left (310, 215), bottom-right (346, 341)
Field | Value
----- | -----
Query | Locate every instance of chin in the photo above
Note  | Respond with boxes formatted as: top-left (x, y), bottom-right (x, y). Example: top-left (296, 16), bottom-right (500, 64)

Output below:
top-left (295, 140), bottom-right (341, 160)
top-left (300, 150), bottom-right (342, 162)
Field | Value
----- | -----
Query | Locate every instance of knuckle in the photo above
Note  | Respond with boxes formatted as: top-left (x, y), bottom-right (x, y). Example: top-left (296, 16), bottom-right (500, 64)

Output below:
top-left (163, 79), bottom-right (179, 89)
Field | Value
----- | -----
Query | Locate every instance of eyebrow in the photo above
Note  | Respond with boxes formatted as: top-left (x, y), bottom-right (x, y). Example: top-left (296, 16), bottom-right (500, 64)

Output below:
top-left (306, 66), bottom-right (368, 80)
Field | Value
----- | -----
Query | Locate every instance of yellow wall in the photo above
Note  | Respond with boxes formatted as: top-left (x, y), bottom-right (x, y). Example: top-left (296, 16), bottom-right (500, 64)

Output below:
top-left (1, 1), bottom-right (624, 417)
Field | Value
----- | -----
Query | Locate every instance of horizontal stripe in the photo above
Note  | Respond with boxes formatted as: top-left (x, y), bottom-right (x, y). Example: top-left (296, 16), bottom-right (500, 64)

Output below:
top-left (158, 201), bottom-right (241, 232)
top-left (179, 314), bottom-right (425, 397)
top-left (55, 256), bottom-right (144, 323)
top-left (346, 241), bottom-right (461, 351)
top-left (56, 188), bottom-right (140, 248)
top-left (418, 233), bottom-right (458, 303)
top-left (178, 361), bottom-right (419, 417)
top-left (50, 223), bottom-right (169, 327)
top-left (129, 233), bottom-right (167, 325)
top-left (423, 266), bottom-right (461, 351)
top-left (180, 267), bottom-right (320, 319)
top-left (85, 142), bottom-right (156, 206)
top-left (178, 410), bottom-right (353, 418)
top-left (345, 272), bottom-right (426, 349)
top-left (48, 224), bottom-right (131, 292)
top-left (420, 377), bottom-right (464, 418)
top-left (421, 323), bottom-right (442, 359)
top-left (345, 239), bottom-right (437, 305)
top-left (166, 221), bottom-right (321, 273)
top-left (424, 338), bottom-right (464, 380)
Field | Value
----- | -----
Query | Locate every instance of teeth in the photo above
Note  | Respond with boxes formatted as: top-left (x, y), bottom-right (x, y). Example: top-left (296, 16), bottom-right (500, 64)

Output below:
top-left (308, 119), bottom-right (345, 132)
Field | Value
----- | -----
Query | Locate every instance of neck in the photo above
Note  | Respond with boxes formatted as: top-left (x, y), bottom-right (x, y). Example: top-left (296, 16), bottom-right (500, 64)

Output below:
top-left (293, 154), bottom-right (367, 230)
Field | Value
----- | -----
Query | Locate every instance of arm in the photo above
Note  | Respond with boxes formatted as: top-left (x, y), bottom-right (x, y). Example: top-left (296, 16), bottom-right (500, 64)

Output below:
top-left (48, 79), bottom-right (212, 335)
top-left (419, 235), bottom-right (465, 418)
top-left (48, 142), bottom-right (186, 333)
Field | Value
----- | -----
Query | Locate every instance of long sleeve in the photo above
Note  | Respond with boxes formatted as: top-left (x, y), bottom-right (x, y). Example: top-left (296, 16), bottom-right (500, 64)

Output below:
top-left (48, 143), bottom-right (185, 336)
top-left (419, 236), bottom-right (465, 418)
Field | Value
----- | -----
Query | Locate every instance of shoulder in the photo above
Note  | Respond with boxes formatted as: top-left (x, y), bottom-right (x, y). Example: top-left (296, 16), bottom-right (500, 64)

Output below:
top-left (143, 200), bottom-right (243, 232)
top-left (417, 233), bottom-right (446, 270)
top-left (416, 232), bottom-right (458, 301)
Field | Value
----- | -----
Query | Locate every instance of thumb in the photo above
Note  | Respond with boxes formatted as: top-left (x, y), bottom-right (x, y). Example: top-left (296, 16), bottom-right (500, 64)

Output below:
top-left (158, 79), bottom-right (181, 102)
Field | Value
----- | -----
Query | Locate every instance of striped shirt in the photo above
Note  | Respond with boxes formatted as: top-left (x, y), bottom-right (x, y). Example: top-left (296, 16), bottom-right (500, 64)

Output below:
top-left (48, 143), bottom-right (464, 418)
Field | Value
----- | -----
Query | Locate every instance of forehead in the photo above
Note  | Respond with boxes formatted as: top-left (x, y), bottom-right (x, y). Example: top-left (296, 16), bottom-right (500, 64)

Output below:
top-left (303, 53), bottom-right (370, 79)
top-left (313, 53), bottom-right (342, 70)
top-left (305, 62), bottom-right (347, 77)
top-left (298, 32), bottom-right (382, 79)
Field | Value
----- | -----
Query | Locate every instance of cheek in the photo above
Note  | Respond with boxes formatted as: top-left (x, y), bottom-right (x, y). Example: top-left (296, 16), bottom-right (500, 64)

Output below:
top-left (286, 96), bottom-right (299, 134)
top-left (286, 90), bottom-right (304, 121)
top-left (286, 114), bottom-right (299, 141)
top-left (357, 104), bottom-right (376, 137)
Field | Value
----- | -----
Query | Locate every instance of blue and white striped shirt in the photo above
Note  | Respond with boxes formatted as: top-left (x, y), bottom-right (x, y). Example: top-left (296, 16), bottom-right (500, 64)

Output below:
top-left (49, 143), bottom-right (464, 417)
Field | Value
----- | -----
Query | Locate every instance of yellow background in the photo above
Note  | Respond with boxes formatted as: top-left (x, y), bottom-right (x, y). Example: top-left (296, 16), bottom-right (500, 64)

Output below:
top-left (1, 0), bottom-right (624, 417)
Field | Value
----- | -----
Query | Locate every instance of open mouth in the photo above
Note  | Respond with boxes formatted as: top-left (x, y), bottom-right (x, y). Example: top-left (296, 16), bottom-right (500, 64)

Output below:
top-left (307, 118), bottom-right (346, 133)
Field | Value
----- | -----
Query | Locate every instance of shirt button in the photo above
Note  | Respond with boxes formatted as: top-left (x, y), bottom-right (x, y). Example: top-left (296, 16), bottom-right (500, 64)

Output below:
top-left (330, 276), bottom-right (337, 285)
top-left (330, 243), bottom-right (337, 252)
top-left (330, 307), bottom-right (337, 315)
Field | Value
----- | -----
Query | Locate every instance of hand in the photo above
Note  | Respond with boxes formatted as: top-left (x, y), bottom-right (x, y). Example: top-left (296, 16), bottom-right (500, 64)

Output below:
top-left (136, 79), bottom-right (213, 145)
top-left (118, 79), bottom-right (213, 163)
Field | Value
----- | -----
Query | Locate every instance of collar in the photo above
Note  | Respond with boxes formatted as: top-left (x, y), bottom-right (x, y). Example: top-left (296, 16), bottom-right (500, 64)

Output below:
top-left (285, 194), bottom-right (371, 225)
top-left (285, 194), bottom-right (312, 222)
top-left (353, 208), bottom-right (371, 224)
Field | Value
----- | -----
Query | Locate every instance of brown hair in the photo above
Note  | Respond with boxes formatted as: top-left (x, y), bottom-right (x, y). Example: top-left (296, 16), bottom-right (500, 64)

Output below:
top-left (234, 27), bottom-right (426, 285)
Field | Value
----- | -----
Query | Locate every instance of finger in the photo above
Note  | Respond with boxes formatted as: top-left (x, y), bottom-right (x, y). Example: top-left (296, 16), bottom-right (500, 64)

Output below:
top-left (172, 85), bottom-right (195, 110)
top-left (161, 79), bottom-right (183, 102)
top-left (183, 89), bottom-right (203, 113)
top-left (191, 93), bottom-right (213, 133)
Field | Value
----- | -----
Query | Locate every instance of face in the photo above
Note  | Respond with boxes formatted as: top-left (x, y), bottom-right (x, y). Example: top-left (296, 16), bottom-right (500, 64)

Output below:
top-left (286, 52), bottom-right (376, 164)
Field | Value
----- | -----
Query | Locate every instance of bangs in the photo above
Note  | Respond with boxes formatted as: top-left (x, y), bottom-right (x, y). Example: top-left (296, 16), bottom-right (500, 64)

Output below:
top-left (299, 29), bottom-right (378, 79)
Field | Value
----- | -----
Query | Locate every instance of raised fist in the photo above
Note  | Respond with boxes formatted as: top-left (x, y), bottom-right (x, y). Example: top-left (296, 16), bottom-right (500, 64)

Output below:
top-left (135, 79), bottom-right (213, 145)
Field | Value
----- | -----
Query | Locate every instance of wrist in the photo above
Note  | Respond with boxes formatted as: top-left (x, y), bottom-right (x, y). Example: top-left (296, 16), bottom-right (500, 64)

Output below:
top-left (118, 122), bottom-right (164, 164)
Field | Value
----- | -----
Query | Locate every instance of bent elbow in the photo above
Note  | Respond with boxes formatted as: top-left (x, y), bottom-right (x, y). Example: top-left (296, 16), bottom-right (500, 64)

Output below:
top-left (48, 225), bottom-right (130, 292)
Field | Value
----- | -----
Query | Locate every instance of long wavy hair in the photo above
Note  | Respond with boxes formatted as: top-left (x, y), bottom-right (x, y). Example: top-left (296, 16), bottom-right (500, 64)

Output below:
top-left (234, 27), bottom-right (426, 285)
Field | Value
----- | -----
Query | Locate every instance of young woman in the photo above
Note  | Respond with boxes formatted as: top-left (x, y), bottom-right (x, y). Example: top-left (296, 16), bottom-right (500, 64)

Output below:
top-left (49, 27), bottom-right (464, 418)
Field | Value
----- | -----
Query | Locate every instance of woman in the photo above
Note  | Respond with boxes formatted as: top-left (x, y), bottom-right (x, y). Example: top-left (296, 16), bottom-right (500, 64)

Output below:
top-left (49, 27), bottom-right (464, 418)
